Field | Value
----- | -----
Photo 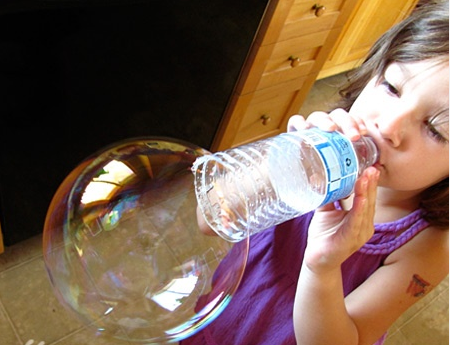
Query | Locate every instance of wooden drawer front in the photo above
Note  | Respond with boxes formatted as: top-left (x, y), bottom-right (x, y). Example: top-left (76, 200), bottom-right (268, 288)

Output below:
top-left (234, 76), bottom-right (307, 145)
top-left (257, 30), bottom-right (329, 90)
top-left (280, 0), bottom-right (345, 42)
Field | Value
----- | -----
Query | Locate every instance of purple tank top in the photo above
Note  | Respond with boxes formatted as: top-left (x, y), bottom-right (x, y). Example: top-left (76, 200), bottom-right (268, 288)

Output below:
top-left (180, 209), bottom-right (429, 345)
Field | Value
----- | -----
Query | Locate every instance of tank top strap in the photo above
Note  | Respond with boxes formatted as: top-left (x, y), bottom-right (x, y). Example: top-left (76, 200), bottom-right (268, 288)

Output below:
top-left (359, 209), bottom-right (429, 255)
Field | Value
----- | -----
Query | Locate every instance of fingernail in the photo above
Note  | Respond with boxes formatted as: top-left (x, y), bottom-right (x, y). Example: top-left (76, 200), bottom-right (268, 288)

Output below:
top-left (359, 123), bottom-right (368, 134)
top-left (350, 129), bottom-right (361, 140)
top-left (370, 167), bottom-right (380, 179)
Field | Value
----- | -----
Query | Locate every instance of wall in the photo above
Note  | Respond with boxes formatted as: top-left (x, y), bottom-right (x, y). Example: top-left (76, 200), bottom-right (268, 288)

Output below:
top-left (0, 0), bottom-right (269, 245)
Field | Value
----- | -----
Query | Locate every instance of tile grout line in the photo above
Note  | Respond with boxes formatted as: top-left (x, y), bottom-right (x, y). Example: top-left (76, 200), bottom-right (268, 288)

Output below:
top-left (0, 291), bottom-right (23, 345)
top-left (0, 253), bottom-right (45, 276)
top-left (396, 288), bottom-right (447, 332)
top-left (46, 326), bottom-right (86, 345)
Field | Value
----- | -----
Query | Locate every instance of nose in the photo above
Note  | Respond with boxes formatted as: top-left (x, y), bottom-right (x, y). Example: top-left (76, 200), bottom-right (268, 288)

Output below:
top-left (374, 108), bottom-right (412, 147)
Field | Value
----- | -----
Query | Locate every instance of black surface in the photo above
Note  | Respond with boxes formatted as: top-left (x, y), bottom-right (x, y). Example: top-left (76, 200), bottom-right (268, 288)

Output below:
top-left (0, 0), bottom-right (268, 245)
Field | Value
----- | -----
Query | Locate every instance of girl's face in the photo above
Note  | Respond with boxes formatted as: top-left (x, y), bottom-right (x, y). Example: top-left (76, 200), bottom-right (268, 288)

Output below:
top-left (349, 60), bottom-right (449, 193)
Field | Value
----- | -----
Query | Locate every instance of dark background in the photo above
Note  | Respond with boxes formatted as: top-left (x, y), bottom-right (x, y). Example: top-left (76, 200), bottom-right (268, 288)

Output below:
top-left (0, 0), bottom-right (268, 245)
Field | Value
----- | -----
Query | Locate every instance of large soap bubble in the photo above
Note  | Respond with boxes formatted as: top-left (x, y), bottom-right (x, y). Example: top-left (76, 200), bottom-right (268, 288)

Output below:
top-left (43, 137), bottom-right (249, 344)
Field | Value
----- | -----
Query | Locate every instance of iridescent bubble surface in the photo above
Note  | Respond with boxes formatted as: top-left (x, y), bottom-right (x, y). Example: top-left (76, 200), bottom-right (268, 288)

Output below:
top-left (43, 137), bottom-right (249, 344)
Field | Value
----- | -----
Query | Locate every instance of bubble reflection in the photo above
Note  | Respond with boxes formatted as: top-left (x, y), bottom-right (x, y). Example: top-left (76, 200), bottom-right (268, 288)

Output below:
top-left (43, 138), bottom-right (249, 343)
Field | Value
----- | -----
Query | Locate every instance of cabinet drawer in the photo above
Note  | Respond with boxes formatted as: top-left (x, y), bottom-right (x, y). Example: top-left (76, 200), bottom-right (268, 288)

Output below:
top-left (234, 76), bottom-right (308, 145)
top-left (257, 30), bottom-right (329, 90)
top-left (280, 0), bottom-right (345, 42)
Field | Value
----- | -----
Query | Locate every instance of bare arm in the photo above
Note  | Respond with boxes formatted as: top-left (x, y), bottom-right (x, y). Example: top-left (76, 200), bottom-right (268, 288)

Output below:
top-left (294, 222), bottom-right (448, 345)
top-left (293, 166), bottom-right (379, 345)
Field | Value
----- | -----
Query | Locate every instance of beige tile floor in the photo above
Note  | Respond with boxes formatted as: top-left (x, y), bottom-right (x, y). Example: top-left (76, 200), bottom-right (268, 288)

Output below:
top-left (0, 73), bottom-right (448, 345)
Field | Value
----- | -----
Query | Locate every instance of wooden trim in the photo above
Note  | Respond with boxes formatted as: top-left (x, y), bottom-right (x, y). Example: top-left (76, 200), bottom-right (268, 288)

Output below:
top-left (211, 0), bottom-right (360, 152)
top-left (0, 222), bottom-right (4, 254)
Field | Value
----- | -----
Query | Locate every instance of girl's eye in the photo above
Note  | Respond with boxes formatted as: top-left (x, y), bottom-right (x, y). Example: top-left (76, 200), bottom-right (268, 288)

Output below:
top-left (380, 79), bottom-right (400, 97)
top-left (425, 119), bottom-right (449, 144)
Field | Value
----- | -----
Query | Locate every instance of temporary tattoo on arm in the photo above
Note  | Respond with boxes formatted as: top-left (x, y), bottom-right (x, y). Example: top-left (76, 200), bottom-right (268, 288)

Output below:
top-left (406, 274), bottom-right (431, 297)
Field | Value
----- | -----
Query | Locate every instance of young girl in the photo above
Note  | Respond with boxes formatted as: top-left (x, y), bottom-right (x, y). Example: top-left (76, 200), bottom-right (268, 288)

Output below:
top-left (182, 1), bottom-right (449, 344)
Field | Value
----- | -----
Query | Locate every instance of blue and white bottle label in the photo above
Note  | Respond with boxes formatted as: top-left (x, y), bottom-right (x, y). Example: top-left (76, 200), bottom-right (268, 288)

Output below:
top-left (302, 128), bottom-right (358, 206)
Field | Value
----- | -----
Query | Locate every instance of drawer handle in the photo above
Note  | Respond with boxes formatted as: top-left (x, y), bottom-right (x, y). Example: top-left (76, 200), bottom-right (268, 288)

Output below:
top-left (312, 4), bottom-right (326, 17)
top-left (288, 55), bottom-right (301, 68)
top-left (260, 114), bottom-right (271, 125)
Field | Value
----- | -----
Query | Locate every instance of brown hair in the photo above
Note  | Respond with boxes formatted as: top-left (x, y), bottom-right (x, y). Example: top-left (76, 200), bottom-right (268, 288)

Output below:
top-left (335, 0), bottom-right (449, 228)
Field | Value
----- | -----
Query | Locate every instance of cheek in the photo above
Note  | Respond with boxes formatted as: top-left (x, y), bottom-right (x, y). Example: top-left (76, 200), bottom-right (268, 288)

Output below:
top-left (381, 154), bottom-right (449, 191)
top-left (348, 82), bottom-right (379, 120)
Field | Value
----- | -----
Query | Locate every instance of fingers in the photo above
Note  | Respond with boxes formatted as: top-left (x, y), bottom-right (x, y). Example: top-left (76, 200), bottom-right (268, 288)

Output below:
top-left (354, 167), bottom-right (379, 201)
top-left (287, 115), bottom-right (310, 132)
top-left (304, 111), bottom-right (340, 132)
top-left (196, 206), bottom-right (217, 236)
top-left (287, 109), bottom-right (368, 140)
top-left (365, 167), bottom-right (379, 222)
top-left (328, 109), bottom-right (368, 140)
top-left (350, 167), bottom-right (380, 240)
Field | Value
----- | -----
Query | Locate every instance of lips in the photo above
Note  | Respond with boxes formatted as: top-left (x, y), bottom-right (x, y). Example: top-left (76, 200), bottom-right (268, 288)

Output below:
top-left (373, 161), bottom-right (384, 170)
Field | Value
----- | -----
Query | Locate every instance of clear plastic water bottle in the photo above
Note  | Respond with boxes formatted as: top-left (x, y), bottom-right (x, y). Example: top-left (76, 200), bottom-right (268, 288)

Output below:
top-left (192, 128), bottom-right (378, 242)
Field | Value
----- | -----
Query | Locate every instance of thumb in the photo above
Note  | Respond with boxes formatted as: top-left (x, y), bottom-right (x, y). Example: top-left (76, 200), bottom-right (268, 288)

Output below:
top-left (315, 201), bottom-right (339, 213)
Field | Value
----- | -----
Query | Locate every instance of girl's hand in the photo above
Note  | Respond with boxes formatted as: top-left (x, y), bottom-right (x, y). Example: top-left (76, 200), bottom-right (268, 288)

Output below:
top-left (288, 109), bottom-right (378, 271)
top-left (304, 166), bottom-right (380, 273)
top-left (196, 206), bottom-right (217, 236)
top-left (287, 109), bottom-right (368, 140)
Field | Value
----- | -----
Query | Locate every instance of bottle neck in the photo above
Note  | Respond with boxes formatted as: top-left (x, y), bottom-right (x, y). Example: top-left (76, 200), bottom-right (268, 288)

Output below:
top-left (352, 136), bottom-right (379, 175)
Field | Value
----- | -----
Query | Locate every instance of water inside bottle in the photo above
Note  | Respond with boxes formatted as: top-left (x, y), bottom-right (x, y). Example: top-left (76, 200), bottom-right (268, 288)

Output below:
top-left (193, 130), bottom-right (379, 242)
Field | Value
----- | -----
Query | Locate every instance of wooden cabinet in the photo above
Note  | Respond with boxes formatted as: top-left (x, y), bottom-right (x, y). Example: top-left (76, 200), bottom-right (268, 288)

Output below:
top-left (211, 0), bottom-right (359, 151)
top-left (318, 0), bottom-right (419, 79)
top-left (0, 221), bottom-right (3, 254)
top-left (211, 0), bottom-right (419, 151)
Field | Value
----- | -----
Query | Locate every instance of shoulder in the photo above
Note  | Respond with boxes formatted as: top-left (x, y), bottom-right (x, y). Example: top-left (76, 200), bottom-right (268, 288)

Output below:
top-left (385, 225), bottom-right (448, 289)
top-left (386, 225), bottom-right (448, 265)
top-left (344, 226), bottom-right (448, 343)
